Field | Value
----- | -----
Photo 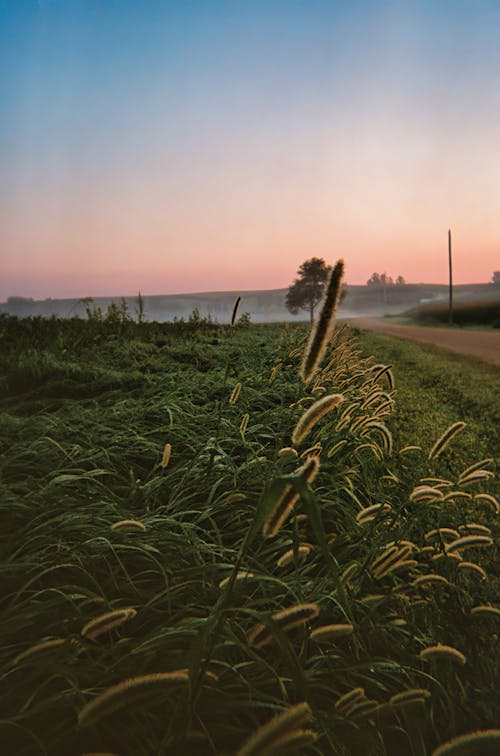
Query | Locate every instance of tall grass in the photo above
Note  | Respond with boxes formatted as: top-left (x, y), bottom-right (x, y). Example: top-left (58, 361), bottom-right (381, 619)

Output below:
top-left (0, 310), bottom-right (498, 755)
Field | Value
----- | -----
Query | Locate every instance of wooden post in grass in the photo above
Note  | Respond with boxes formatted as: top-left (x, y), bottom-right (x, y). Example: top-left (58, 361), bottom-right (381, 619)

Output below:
top-left (448, 229), bottom-right (453, 325)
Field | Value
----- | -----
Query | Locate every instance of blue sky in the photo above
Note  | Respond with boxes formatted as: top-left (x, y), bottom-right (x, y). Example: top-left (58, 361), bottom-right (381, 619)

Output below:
top-left (1, 0), bottom-right (499, 297)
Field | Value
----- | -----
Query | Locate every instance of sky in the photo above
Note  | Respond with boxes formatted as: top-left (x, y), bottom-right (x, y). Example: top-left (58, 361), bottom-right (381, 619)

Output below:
top-left (1, 0), bottom-right (499, 300)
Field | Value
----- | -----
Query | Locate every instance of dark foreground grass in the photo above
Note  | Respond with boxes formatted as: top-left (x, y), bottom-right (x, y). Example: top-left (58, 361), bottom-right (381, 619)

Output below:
top-left (0, 315), bottom-right (498, 756)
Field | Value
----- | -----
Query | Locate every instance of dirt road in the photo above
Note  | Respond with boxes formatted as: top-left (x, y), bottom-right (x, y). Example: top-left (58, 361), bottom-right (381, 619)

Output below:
top-left (349, 318), bottom-right (500, 366)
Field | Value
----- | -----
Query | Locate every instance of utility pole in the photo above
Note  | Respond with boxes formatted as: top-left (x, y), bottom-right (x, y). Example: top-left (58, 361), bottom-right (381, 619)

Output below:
top-left (448, 229), bottom-right (453, 325)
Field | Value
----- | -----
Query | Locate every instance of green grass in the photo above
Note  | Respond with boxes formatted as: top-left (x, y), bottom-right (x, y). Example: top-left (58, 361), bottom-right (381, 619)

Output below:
top-left (0, 315), bottom-right (498, 756)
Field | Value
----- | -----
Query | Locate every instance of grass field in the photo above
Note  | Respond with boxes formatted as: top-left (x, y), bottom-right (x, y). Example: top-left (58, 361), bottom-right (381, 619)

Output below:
top-left (0, 314), bottom-right (498, 756)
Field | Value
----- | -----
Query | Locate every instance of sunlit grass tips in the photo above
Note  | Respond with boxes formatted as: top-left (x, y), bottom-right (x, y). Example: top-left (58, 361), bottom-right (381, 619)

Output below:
top-left (78, 670), bottom-right (197, 727)
top-left (263, 456), bottom-right (319, 539)
top-left (428, 421), bottom-right (466, 460)
top-left (310, 623), bottom-right (354, 642)
top-left (248, 603), bottom-right (320, 649)
top-left (419, 644), bottom-right (466, 665)
top-left (237, 702), bottom-right (313, 756)
top-left (161, 442), bottom-right (172, 469)
top-left (81, 608), bottom-right (137, 640)
top-left (110, 519), bottom-right (146, 533)
top-left (292, 393), bottom-right (344, 445)
top-left (432, 729), bottom-right (500, 756)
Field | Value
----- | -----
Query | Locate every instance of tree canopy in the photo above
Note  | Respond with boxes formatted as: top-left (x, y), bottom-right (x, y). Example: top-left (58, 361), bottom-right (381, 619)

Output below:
top-left (285, 257), bottom-right (331, 322)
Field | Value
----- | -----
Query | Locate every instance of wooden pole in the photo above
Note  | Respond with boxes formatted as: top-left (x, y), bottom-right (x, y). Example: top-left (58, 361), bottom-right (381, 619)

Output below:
top-left (448, 229), bottom-right (453, 325)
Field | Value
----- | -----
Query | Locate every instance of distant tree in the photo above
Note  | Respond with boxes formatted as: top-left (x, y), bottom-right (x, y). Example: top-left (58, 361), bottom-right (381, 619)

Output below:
top-left (286, 257), bottom-right (331, 323)
top-left (367, 272), bottom-right (381, 286)
top-left (395, 275), bottom-right (407, 285)
top-left (492, 271), bottom-right (500, 285)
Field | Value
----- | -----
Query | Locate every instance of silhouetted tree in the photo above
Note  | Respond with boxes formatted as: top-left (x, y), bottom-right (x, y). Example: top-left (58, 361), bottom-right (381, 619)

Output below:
top-left (395, 275), bottom-right (407, 285)
top-left (492, 271), bottom-right (500, 285)
top-left (286, 257), bottom-right (331, 323)
top-left (367, 272), bottom-right (381, 286)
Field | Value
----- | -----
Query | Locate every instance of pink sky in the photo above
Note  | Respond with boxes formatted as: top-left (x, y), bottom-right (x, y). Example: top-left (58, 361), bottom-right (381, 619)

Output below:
top-left (1, 1), bottom-right (499, 300)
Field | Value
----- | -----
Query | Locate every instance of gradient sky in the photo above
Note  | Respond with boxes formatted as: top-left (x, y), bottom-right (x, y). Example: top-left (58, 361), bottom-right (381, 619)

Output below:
top-left (1, 0), bottom-right (499, 299)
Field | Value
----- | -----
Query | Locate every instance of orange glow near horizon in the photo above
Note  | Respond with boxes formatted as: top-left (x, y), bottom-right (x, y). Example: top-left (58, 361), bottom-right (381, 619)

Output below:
top-left (1, 2), bottom-right (499, 300)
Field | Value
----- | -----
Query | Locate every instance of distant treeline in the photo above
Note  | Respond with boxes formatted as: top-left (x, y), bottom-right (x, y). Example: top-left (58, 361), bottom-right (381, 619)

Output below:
top-left (1, 283), bottom-right (497, 322)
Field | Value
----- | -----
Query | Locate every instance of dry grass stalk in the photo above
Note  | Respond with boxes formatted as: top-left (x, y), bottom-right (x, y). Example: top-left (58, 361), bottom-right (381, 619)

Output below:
top-left (14, 638), bottom-right (67, 666)
top-left (390, 689), bottom-right (431, 706)
top-left (424, 528), bottom-right (459, 542)
top-left (161, 443), bottom-right (172, 469)
top-left (278, 447), bottom-right (298, 459)
top-left (432, 729), bottom-right (500, 756)
top-left (229, 382), bottom-right (242, 405)
top-left (230, 296), bottom-right (241, 326)
top-left (218, 570), bottom-right (254, 589)
top-left (335, 688), bottom-right (365, 712)
top-left (248, 603), bottom-right (320, 649)
top-left (81, 608), bottom-right (137, 640)
top-left (459, 458), bottom-right (493, 480)
top-left (78, 670), bottom-right (192, 727)
top-left (445, 535), bottom-right (493, 553)
top-left (470, 605), bottom-right (500, 617)
top-left (459, 469), bottom-right (495, 485)
top-left (236, 702), bottom-right (312, 756)
top-left (263, 456), bottom-right (320, 539)
top-left (473, 493), bottom-right (499, 514)
top-left (292, 394), bottom-right (344, 445)
top-left (457, 562), bottom-right (487, 580)
top-left (300, 259), bottom-right (344, 384)
top-left (413, 574), bottom-right (449, 587)
top-left (110, 519), bottom-right (146, 533)
top-left (458, 523), bottom-right (491, 535)
top-left (419, 644), bottom-right (466, 665)
top-left (428, 421), bottom-right (466, 460)
top-left (356, 503), bottom-right (391, 524)
top-left (240, 413), bottom-right (250, 439)
top-left (409, 486), bottom-right (444, 503)
top-left (276, 545), bottom-right (311, 568)
top-left (310, 623), bottom-right (353, 642)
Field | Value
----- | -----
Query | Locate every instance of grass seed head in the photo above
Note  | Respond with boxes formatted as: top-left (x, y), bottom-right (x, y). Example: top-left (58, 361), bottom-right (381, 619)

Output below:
top-left (78, 670), bottom-right (191, 727)
top-left (428, 421), bottom-right (466, 460)
top-left (81, 608), bottom-right (137, 640)
top-left (263, 456), bottom-right (319, 539)
top-left (432, 729), bottom-right (500, 756)
top-left (292, 393), bottom-right (344, 445)
top-left (230, 296), bottom-right (241, 326)
top-left (419, 644), bottom-right (466, 665)
top-left (236, 702), bottom-right (312, 756)
top-left (300, 259), bottom-right (344, 384)
top-left (310, 623), bottom-right (354, 642)
top-left (229, 382), bottom-right (242, 405)
top-left (110, 519), bottom-right (146, 533)
top-left (161, 443), bottom-right (172, 469)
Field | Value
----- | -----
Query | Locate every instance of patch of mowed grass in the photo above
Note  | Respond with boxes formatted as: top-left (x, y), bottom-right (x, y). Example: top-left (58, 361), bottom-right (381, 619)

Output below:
top-left (0, 313), bottom-right (498, 756)
top-left (356, 329), bottom-right (499, 464)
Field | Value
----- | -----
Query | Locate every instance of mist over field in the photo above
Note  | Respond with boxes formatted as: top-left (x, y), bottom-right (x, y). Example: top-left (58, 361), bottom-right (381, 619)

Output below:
top-left (2, 283), bottom-right (498, 323)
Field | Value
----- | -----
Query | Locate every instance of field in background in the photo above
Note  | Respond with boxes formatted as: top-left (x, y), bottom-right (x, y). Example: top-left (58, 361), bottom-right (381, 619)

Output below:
top-left (406, 297), bottom-right (500, 327)
top-left (2, 282), bottom-right (499, 323)
top-left (0, 315), bottom-right (498, 755)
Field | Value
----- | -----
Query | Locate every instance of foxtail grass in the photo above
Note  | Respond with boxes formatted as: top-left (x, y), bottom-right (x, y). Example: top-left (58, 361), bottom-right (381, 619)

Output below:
top-left (263, 456), bottom-right (319, 539)
top-left (300, 259), bottom-right (344, 384)
top-left (237, 702), bottom-right (312, 756)
top-left (432, 729), bottom-right (500, 756)
top-left (419, 644), bottom-right (466, 665)
top-left (110, 519), bottom-right (146, 533)
top-left (81, 608), bottom-right (137, 640)
top-left (161, 442), bottom-right (172, 469)
top-left (292, 393), bottom-right (344, 445)
top-left (78, 670), bottom-right (192, 727)
top-left (428, 421), bottom-right (466, 460)
top-left (231, 296), bottom-right (241, 326)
